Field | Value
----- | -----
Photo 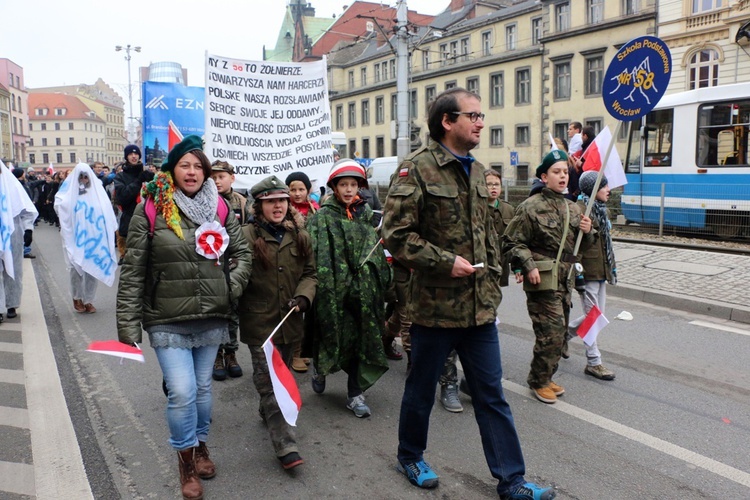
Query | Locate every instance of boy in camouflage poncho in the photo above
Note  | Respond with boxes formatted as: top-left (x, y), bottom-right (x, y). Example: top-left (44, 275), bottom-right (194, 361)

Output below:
top-left (306, 160), bottom-right (391, 418)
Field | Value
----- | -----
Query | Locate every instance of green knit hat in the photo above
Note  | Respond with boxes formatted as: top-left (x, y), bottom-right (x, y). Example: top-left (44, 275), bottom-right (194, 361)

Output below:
top-left (536, 149), bottom-right (569, 178)
top-left (161, 135), bottom-right (204, 172)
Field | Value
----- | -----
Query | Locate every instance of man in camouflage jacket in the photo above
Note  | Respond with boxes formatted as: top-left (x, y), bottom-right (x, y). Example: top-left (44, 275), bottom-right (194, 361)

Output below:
top-left (383, 88), bottom-right (555, 499)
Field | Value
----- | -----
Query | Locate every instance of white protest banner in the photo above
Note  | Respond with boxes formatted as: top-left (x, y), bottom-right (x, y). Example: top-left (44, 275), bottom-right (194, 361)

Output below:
top-left (204, 54), bottom-right (334, 190)
top-left (0, 161), bottom-right (18, 277)
top-left (54, 163), bottom-right (119, 287)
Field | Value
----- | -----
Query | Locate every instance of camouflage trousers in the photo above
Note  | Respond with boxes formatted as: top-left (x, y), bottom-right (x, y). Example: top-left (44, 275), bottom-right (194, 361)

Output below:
top-left (525, 290), bottom-right (570, 389)
top-left (385, 275), bottom-right (412, 350)
top-left (249, 344), bottom-right (298, 458)
top-left (439, 350), bottom-right (458, 386)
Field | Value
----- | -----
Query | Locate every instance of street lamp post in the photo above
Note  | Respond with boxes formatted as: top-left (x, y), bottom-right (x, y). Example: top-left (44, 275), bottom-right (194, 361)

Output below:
top-left (115, 44), bottom-right (141, 144)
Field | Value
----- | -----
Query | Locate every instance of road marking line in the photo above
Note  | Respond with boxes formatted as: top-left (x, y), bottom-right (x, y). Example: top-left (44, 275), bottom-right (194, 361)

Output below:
top-left (503, 380), bottom-right (750, 488)
top-left (0, 405), bottom-right (29, 429)
top-left (0, 461), bottom-right (35, 496)
top-left (0, 341), bottom-right (23, 353)
top-left (689, 320), bottom-right (750, 337)
top-left (0, 368), bottom-right (24, 385)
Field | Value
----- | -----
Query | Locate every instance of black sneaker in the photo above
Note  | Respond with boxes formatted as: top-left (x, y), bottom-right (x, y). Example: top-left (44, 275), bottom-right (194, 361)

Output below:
top-left (279, 452), bottom-right (304, 470)
top-left (311, 366), bottom-right (326, 394)
top-left (212, 351), bottom-right (227, 381)
top-left (6, 308), bottom-right (17, 319)
top-left (224, 351), bottom-right (243, 378)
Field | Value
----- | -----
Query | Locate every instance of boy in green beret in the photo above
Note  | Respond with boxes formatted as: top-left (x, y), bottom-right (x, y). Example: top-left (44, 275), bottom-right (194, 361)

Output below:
top-left (502, 150), bottom-right (594, 404)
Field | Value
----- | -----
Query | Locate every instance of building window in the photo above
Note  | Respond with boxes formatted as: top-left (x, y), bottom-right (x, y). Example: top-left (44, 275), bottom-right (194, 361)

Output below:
top-left (69, 137), bottom-right (75, 145)
top-left (29, 138), bottom-right (34, 146)
top-left (19, 119), bottom-right (23, 134)
top-left (460, 37), bottom-right (470, 62)
top-left (586, 56), bottom-right (604, 95)
top-left (349, 139), bottom-right (356, 157)
top-left (348, 71), bottom-right (355, 89)
top-left (490, 73), bottom-right (504, 107)
top-left (425, 85), bottom-right (436, 110)
top-left (466, 77), bottom-right (479, 95)
top-left (17, 97), bottom-right (21, 113)
top-left (516, 68), bottom-right (531, 105)
top-left (623, 0), bottom-right (640, 15)
top-left (11, 94), bottom-right (16, 111)
top-left (554, 61), bottom-right (571, 100)
top-left (56, 153), bottom-right (63, 163)
top-left (554, 122), bottom-right (568, 142)
top-left (382, 61), bottom-right (389, 80)
top-left (391, 94), bottom-right (397, 121)
top-left (376, 96), bottom-right (384, 124)
top-left (55, 137), bottom-right (61, 146)
top-left (362, 138), bottom-right (370, 159)
top-left (439, 43), bottom-right (448, 67)
top-left (588, 0), bottom-right (604, 23)
top-left (481, 31), bottom-right (492, 56)
top-left (490, 127), bottom-right (504, 147)
top-left (516, 125), bottom-right (530, 146)
top-left (516, 164), bottom-right (529, 183)
top-left (336, 105), bottom-right (344, 129)
top-left (69, 122), bottom-right (74, 130)
top-left (55, 108), bottom-right (66, 116)
top-left (585, 119), bottom-right (602, 135)
top-left (506, 24), bottom-right (517, 51)
top-left (410, 89), bottom-right (418, 120)
top-left (532, 18), bottom-right (542, 45)
top-left (29, 154), bottom-right (35, 164)
top-left (70, 153), bottom-right (76, 163)
top-left (692, 0), bottom-right (722, 14)
top-left (348, 102), bottom-right (356, 128)
top-left (390, 59), bottom-right (395, 78)
top-left (361, 67), bottom-right (367, 86)
top-left (376, 136), bottom-right (385, 158)
top-left (688, 49), bottom-right (720, 89)
top-left (361, 99), bottom-right (370, 126)
top-left (29, 123), bottom-right (33, 131)
top-left (55, 122), bottom-right (60, 130)
top-left (422, 49), bottom-right (430, 71)
top-left (43, 153), bottom-right (49, 164)
top-left (42, 138), bottom-right (48, 146)
top-left (8, 72), bottom-right (13, 87)
top-left (556, 2), bottom-right (570, 31)
top-left (374, 63), bottom-right (381, 82)
top-left (449, 41), bottom-right (458, 65)
top-left (445, 80), bottom-right (457, 90)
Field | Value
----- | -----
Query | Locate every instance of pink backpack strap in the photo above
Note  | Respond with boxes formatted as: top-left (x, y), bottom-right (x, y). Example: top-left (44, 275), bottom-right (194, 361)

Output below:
top-left (216, 197), bottom-right (229, 225)
top-left (144, 197), bottom-right (157, 238)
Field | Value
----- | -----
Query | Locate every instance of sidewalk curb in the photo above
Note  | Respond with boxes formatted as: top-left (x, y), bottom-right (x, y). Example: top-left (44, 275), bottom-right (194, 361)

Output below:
top-left (609, 283), bottom-right (750, 325)
top-left (22, 259), bottom-right (94, 500)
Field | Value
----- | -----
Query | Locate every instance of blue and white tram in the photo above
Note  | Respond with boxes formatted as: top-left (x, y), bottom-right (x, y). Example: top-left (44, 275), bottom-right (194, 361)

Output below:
top-left (622, 82), bottom-right (750, 237)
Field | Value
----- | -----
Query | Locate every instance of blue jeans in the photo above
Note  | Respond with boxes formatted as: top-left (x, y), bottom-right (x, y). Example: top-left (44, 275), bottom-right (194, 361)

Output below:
top-left (155, 344), bottom-right (220, 450)
top-left (397, 322), bottom-right (526, 496)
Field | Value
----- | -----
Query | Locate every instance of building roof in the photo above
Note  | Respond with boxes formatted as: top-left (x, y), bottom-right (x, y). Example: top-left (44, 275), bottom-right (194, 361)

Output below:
top-left (28, 93), bottom-right (105, 123)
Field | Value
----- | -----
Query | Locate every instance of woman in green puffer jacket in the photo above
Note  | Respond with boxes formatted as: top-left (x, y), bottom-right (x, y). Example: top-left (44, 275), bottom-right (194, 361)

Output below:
top-left (116, 135), bottom-right (251, 500)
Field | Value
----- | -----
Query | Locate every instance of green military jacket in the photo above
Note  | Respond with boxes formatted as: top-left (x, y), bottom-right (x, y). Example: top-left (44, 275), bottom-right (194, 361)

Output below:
top-left (382, 141), bottom-right (502, 328)
top-left (238, 219), bottom-right (317, 346)
top-left (502, 187), bottom-right (594, 292)
top-left (117, 198), bottom-right (253, 345)
top-left (576, 200), bottom-right (615, 283)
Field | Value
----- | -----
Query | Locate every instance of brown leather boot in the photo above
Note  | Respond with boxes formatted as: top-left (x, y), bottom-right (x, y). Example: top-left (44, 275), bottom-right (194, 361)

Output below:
top-left (177, 448), bottom-right (203, 500)
top-left (194, 441), bottom-right (216, 479)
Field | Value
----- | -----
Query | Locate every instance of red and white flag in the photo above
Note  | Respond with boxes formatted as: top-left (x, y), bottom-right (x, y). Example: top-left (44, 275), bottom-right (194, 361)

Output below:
top-left (263, 339), bottom-right (302, 426)
top-left (581, 126), bottom-right (628, 189)
top-left (577, 305), bottom-right (609, 347)
top-left (168, 120), bottom-right (184, 151)
top-left (87, 340), bottom-right (145, 363)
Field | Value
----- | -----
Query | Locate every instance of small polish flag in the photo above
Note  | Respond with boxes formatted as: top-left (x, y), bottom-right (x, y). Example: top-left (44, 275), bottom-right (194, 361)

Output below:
top-left (263, 339), bottom-right (302, 426)
top-left (577, 305), bottom-right (609, 347)
top-left (581, 126), bottom-right (628, 189)
top-left (87, 340), bottom-right (145, 363)
top-left (398, 167), bottom-right (408, 177)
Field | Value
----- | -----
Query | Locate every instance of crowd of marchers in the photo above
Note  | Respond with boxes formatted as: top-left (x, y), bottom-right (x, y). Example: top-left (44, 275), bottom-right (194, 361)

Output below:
top-left (3, 87), bottom-right (621, 500)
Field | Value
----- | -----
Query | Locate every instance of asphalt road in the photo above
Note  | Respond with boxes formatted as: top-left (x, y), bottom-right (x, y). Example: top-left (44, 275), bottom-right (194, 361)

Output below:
top-left (31, 223), bottom-right (750, 499)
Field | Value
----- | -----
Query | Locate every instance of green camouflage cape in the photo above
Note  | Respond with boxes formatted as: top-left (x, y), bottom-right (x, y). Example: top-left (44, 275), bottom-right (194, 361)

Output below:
top-left (306, 196), bottom-right (391, 391)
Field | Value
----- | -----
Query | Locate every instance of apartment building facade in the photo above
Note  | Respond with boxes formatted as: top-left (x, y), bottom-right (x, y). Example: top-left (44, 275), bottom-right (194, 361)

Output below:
top-left (27, 93), bottom-right (106, 170)
top-left (0, 59), bottom-right (29, 164)
top-left (326, 0), bottom-right (658, 182)
top-left (0, 84), bottom-right (11, 162)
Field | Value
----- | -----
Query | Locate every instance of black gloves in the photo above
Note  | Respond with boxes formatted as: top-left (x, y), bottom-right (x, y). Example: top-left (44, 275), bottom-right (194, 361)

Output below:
top-left (287, 296), bottom-right (310, 313)
top-left (23, 229), bottom-right (33, 247)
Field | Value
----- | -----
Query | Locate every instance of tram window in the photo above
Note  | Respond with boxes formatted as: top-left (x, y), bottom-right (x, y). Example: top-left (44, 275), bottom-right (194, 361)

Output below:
top-left (697, 99), bottom-right (750, 166)
top-left (625, 120), bottom-right (642, 173)
top-left (644, 109), bottom-right (672, 167)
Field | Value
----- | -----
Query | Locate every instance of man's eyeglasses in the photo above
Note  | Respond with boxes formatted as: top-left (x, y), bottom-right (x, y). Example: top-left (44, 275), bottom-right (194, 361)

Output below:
top-left (451, 111), bottom-right (485, 123)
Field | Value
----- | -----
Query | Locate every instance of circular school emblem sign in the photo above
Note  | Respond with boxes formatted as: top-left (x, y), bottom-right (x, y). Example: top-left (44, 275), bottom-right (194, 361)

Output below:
top-left (602, 36), bottom-right (672, 122)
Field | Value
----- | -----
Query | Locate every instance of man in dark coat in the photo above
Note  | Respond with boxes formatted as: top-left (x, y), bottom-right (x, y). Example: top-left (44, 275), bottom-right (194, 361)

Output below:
top-left (114, 145), bottom-right (153, 262)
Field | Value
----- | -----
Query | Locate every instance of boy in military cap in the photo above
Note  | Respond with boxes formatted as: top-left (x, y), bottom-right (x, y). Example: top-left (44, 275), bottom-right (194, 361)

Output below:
top-left (210, 160), bottom-right (251, 380)
top-left (503, 149), bottom-right (593, 404)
